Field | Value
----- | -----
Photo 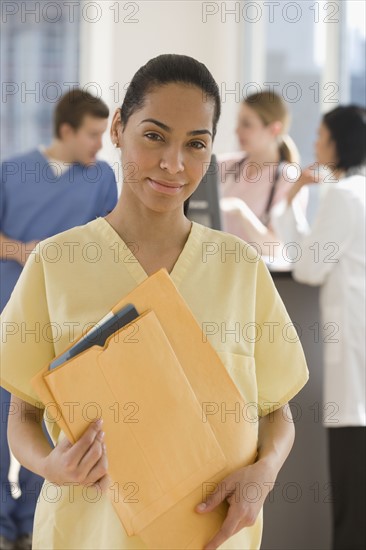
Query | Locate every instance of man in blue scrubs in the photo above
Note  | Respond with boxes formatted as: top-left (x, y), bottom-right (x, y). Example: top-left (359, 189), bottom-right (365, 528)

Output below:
top-left (0, 89), bottom-right (118, 550)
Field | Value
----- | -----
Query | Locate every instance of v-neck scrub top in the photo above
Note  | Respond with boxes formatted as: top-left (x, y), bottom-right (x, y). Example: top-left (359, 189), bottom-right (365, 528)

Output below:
top-left (0, 218), bottom-right (308, 550)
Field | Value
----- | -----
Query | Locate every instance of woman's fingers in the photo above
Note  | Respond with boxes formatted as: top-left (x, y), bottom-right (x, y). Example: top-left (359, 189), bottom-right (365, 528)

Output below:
top-left (45, 420), bottom-right (107, 486)
top-left (66, 419), bottom-right (103, 469)
top-left (83, 441), bottom-right (108, 485)
top-left (196, 463), bottom-right (274, 548)
top-left (196, 480), bottom-right (228, 514)
top-left (203, 504), bottom-right (241, 550)
top-left (77, 430), bottom-right (105, 474)
top-left (93, 473), bottom-right (111, 494)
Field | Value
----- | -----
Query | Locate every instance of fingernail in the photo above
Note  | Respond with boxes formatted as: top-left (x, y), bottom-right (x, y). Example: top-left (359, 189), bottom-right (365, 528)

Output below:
top-left (197, 502), bottom-right (207, 512)
top-left (99, 431), bottom-right (105, 440)
top-left (96, 418), bottom-right (103, 427)
top-left (103, 443), bottom-right (107, 452)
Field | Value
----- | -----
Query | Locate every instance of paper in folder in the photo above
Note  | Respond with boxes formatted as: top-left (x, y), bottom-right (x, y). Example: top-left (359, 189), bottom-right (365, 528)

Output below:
top-left (31, 269), bottom-right (258, 549)
top-left (49, 304), bottom-right (139, 369)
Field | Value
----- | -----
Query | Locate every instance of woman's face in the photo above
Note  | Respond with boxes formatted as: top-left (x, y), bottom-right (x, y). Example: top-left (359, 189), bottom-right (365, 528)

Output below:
top-left (113, 83), bottom-right (214, 213)
top-left (236, 102), bottom-right (280, 154)
top-left (314, 123), bottom-right (337, 166)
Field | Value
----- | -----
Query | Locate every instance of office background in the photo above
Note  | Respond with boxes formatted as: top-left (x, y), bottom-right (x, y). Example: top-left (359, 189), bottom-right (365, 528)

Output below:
top-left (1, 1), bottom-right (365, 164)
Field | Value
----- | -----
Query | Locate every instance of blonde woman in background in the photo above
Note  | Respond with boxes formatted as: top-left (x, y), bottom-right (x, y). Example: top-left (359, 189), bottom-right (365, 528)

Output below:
top-left (219, 91), bottom-right (307, 255)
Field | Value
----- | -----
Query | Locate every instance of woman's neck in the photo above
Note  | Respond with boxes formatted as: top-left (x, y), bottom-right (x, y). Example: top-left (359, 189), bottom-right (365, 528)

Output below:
top-left (245, 146), bottom-right (281, 167)
top-left (104, 193), bottom-right (192, 276)
top-left (105, 195), bottom-right (191, 252)
top-left (331, 168), bottom-right (346, 181)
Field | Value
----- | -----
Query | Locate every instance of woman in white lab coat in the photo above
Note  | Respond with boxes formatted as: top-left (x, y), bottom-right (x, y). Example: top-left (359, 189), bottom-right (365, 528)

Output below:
top-left (272, 105), bottom-right (366, 550)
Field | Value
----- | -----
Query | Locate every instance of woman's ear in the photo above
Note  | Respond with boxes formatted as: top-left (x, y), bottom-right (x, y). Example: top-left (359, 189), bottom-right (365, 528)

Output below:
top-left (110, 108), bottom-right (122, 148)
top-left (269, 120), bottom-right (283, 138)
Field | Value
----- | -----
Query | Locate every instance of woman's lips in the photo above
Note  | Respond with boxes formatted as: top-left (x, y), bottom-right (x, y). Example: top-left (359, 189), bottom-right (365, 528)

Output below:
top-left (147, 178), bottom-right (184, 195)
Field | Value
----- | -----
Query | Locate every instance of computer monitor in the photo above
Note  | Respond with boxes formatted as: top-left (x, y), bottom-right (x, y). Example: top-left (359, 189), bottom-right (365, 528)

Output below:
top-left (186, 154), bottom-right (222, 230)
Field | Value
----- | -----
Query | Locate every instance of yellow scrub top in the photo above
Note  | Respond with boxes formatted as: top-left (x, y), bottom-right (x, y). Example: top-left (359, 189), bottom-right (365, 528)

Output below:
top-left (0, 218), bottom-right (308, 550)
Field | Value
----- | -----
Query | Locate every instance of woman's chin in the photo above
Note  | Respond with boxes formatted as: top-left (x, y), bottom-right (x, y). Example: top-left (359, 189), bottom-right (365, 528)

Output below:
top-left (144, 200), bottom-right (184, 215)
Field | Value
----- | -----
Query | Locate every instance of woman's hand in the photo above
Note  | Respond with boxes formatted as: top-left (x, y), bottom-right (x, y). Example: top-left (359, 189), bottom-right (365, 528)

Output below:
top-left (220, 196), bottom-right (268, 241)
top-left (196, 458), bottom-right (276, 550)
top-left (196, 404), bottom-right (295, 549)
top-left (287, 163), bottom-right (324, 205)
top-left (43, 419), bottom-right (109, 491)
top-left (220, 196), bottom-right (247, 216)
top-left (8, 397), bottom-right (110, 493)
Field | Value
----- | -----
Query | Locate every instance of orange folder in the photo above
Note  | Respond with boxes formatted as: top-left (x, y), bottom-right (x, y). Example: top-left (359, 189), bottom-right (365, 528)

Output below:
top-left (32, 269), bottom-right (258, 549)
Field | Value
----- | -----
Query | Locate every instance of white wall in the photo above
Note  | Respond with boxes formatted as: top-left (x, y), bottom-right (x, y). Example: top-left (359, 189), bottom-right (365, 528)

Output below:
top-left (79, 0), bottom-right (243, 171)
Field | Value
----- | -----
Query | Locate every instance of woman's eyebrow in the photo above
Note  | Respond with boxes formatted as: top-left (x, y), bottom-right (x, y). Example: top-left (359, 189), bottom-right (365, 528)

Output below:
top-left (140, 118), bottom-right (212, 137)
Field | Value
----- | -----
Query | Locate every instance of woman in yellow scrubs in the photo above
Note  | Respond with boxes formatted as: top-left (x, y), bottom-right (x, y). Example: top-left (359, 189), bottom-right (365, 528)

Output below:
top-left (0, 54), bottom-right (308, 550)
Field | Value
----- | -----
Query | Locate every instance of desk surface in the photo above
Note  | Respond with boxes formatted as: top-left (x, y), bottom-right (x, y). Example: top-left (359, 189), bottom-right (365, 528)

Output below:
top-left (264, 259), bottom-right (293, 279)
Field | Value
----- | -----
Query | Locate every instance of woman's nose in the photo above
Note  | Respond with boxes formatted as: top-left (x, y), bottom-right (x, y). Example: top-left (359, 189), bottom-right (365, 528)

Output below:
top-left (159, 146), bottom-right (185, 173)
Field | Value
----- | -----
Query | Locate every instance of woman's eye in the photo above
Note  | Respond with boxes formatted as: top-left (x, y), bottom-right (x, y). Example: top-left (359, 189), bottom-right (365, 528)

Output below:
top-left (189, 141), bottom-right (206, 150)
top-left (145, 133), bottom-right (163, 141)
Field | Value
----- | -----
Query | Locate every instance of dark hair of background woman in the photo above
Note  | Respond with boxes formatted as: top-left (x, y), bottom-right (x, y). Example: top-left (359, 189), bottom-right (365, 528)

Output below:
top-left (323, 105), bottom-right (366, 172)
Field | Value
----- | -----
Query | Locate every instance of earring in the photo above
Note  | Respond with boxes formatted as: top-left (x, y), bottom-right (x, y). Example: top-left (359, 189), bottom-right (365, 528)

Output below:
top-left (114, 142), bottom-right (119, 148)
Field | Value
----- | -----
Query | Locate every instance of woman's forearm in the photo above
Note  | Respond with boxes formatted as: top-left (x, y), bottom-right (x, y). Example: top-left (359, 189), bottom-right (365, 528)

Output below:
top-left (287, 180), bottom-right (303, 205)
top-left (8, 395), bottom-right (108, 488)
top-left (8, 395), bottom-right (52, 478)
top-left (257, 403), bottom-right (295, 479)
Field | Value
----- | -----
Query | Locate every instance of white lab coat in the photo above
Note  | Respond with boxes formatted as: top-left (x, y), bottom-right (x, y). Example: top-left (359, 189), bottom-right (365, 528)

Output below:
top-left (271, 174), bottom-right (366, 427)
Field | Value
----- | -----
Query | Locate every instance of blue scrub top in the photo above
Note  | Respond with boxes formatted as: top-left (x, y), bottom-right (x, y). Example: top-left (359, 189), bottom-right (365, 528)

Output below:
top-left (0, 149), bottom-right (118, 309)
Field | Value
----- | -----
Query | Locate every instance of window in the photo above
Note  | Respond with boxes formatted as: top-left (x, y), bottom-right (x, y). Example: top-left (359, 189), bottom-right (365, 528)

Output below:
top-left (343, 0), bottom-right (366, 106)
top-left (0, 1), bottom-right (80, 161)
top-left (240, 0), bottom-right (364, 222)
